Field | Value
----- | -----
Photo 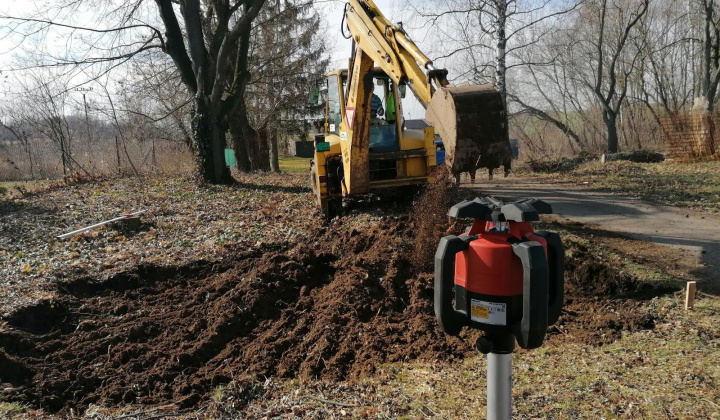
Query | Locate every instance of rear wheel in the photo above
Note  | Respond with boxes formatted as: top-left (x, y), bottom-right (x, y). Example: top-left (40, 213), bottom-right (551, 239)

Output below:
top-left (310, 160), bottom-right (339, 219)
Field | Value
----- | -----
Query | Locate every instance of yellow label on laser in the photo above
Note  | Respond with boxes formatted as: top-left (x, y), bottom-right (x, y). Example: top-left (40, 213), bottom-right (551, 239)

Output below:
top-left (471, 305), bottom-right (489, 319)
top-left (470, 299), bottom-right (507, 325)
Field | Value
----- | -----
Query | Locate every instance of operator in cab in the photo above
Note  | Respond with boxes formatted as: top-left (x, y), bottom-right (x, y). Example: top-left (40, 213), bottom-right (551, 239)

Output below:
top-left (370, 93), bottom-right (387, 126)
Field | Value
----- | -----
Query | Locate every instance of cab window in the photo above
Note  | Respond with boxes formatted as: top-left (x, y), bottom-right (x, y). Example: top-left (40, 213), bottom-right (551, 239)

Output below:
top-left (326, 75), bottom-right (342, 135)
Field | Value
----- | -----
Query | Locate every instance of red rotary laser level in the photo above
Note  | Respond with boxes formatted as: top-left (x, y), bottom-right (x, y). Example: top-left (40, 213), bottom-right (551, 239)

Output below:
top-left (434, 197), bottom-right (564, 419)
top-left (435, 196), bottom-right (564, 347)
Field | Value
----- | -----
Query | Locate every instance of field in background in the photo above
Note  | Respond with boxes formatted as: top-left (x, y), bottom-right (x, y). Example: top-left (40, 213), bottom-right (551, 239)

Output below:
top-left (278, 155), bottom-right (312, 174)
top-left (0, 137), bottom-right (194, 182)
top-left (0, 154), bottom-right (310, 198)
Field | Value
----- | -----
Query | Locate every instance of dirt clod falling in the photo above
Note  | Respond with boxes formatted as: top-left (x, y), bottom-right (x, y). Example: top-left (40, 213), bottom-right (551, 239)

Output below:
top-left (410, 169), bottom-right (457, 272)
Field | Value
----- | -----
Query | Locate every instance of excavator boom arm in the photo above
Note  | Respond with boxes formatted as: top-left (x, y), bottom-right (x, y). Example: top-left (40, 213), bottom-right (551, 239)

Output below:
top-left (344, 0), bottom-right (444, 106)
top-left (339, 0), bottom-right (512, 196)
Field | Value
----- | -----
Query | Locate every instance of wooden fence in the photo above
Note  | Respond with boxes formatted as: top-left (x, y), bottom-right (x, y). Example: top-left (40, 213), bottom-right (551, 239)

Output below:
top-left (660, 111), bottom-right (718, 160)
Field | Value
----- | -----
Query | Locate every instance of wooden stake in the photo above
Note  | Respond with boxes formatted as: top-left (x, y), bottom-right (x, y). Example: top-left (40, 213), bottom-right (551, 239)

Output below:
top-left (685, 281), bottom-right (697, 310)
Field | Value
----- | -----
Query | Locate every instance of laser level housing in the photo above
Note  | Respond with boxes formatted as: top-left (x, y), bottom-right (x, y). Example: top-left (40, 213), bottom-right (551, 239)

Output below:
top-left (434, 197), bottom-right (564, 350)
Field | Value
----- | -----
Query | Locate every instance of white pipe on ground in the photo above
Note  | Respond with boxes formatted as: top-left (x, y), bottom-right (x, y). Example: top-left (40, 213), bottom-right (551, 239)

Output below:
top-left (57, 210), bottom-right (146, 240)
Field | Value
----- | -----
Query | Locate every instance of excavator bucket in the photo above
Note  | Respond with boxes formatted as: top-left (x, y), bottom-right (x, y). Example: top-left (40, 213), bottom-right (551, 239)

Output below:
top-left (426, 84), bottom-right (512, 179)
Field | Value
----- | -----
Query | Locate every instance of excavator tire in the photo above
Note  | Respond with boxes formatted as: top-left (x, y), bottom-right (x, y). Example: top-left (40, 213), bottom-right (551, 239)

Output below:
top-left (426, 84), bottom-right (512, 179)
top-left (310, 160), bottom-right (340, 219)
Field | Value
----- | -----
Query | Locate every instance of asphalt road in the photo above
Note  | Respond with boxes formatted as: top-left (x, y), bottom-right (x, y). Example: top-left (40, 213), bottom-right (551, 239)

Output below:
top-left (463, 177), bottom-right (720, 292)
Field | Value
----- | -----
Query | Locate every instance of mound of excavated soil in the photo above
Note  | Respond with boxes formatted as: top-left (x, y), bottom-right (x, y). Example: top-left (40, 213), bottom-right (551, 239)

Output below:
top-left (0, 217), bottom-right (469, 412)
top-left (0, 212), bottom-right (677, 413)
top-left (546, 239), bottom-right (674, 347)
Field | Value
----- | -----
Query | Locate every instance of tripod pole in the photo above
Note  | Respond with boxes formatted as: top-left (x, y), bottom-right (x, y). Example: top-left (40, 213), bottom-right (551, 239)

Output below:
top-left (478, 334), bottom-right (515, 420)
top-left (487, 352), bottom-right (512, 420)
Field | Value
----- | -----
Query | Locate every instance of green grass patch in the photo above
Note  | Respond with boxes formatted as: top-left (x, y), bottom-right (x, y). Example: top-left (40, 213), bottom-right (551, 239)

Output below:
top-left (278, 155), bottom-right (312, 174)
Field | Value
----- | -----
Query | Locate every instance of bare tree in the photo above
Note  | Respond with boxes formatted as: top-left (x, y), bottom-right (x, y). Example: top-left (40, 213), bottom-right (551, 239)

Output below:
top-left (1, 0), bottom-right (267, 184)
top-left (10, 71), bottom-right (94, 179)
top-left (407, 0), bottom-right (578, 105)
top-left (0, 114), bottom-right (35, 179)
top-left (121, 57), bottom-right (195, 152)
top-left (634, 1), bottom-right (694, 116)
top-left (570, 0), bottom-right (649, 153)
top-left (241, 0), bottom-right (330, 172)
top-left (699, 0), bottom-right (720, 109)
top-left (154, 0), bottom-right (266, 183)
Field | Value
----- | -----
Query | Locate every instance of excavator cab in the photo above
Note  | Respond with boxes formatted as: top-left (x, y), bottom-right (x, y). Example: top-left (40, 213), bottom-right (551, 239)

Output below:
top-left (310, 68), bottom-right (437, 217)
top-left (368, 77), bottom-right (399, 153)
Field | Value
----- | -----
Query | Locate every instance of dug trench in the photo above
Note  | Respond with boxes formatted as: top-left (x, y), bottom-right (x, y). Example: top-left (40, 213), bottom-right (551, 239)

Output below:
top-left (0, 199), bottom-right (678, 413)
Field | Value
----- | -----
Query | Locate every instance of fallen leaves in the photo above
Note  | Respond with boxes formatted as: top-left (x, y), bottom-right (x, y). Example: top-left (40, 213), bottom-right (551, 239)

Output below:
top-left (0, 173), bottom-right (318, 315)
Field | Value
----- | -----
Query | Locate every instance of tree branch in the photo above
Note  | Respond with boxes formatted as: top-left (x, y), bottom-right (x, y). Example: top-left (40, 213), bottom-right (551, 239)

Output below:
top-left (154, 0), bottom-right (198, 93)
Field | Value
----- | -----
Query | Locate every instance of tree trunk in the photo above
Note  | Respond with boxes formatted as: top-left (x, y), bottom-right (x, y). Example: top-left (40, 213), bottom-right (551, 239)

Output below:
top-left (230, 116), bottom-right (252, 172)
top-left (82, 94), bottom-right (94, 172)
top-left (57, 127), bottom-right (71, 178)
top-left (194, 97), bottom-right (233, 183)
top-left (703, 0), bottom-right (713, 104)
top-left (174, 111), bottom-right (195, 153)
top-left (230, 102), bottom-right (270, 171)
top-left (495, 0), bottom-right (508, 106)
top-left (244, 110), bottom-right (270, 171)
top-left (24, 138), bottom-right (34, 179)
top-left (603, 110), bottom-right (619, 153)
top-left (115, 135), bottom-right (122, 175)
top-left (268, 118), bottom-right (280, 172)
top-left (602, 150), bottom-right (664, 163)
top-left (255, 125), bottom-right (271, 171)
top-left (211, 115), bottom-right (229, 182)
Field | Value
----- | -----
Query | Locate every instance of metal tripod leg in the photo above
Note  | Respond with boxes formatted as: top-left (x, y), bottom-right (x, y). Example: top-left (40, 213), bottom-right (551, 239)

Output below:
top-left (487, 352), bottom-right (512, 420)
top-left (477, 334), bottom-right (515, 420)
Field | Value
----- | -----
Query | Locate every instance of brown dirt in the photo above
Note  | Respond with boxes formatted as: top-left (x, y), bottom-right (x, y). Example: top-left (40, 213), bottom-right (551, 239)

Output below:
top-left (410, 169), bottom-right (457, 272)
top-left (545, 234), bottom-right (676, 347)
top-left (0, 217), bottom-right (469, 412)
top-left (0, 205), bottom-right (678, 413)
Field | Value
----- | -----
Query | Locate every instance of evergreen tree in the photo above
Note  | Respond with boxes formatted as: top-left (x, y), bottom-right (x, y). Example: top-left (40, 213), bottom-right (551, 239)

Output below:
top-left (233, 0), bottom-right (330, 172)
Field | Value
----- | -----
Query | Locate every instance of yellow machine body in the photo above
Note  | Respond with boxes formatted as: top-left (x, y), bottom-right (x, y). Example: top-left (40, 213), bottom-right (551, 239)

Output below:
top-left (310, 0), bottom-right (511, 217)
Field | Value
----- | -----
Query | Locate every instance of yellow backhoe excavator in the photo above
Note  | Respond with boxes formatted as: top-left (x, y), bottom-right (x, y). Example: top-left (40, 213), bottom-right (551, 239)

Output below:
top-left (310, 0), bottom-right (512, 217)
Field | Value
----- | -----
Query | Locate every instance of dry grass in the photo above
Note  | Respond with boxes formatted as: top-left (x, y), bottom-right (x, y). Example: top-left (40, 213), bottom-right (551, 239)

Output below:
top-left (2, 170), bottom-right (719, 419)
top-left (362, 222), bottom-right (719, 419)
top-left (0, 137), bottom-right (194, 182)
top-left (367, 295), bottom-right (719, 419)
